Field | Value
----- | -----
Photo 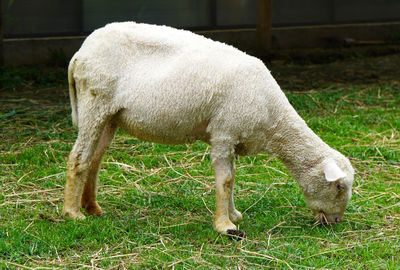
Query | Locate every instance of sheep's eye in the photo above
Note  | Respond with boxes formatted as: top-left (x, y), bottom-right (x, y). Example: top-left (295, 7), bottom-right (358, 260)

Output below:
top-left (336, 183), bottom-right (345, 192)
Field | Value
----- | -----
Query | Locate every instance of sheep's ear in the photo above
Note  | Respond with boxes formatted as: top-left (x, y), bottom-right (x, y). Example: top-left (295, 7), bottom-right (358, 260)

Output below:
top-left (323, 161), bottom-right (346, 182)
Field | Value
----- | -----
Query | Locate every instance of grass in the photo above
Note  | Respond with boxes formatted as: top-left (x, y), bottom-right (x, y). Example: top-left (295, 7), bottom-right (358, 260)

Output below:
top-left (1, 50), bottom-right (399, 269)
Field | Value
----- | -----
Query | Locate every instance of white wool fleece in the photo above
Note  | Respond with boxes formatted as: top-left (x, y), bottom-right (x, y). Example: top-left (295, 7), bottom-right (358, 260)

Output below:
top-left (70, 22), bottom-right (279, 152)
top-left (68, 22), bottom-right (354, 226)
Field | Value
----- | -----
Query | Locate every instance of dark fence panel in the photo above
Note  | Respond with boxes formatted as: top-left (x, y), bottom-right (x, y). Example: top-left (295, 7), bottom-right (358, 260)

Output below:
top-left (83, 0), bottom-right (212, 32)
top-left (3, 0), bottom-right (81, 37)
top-left (272, 0), bottom-right (333, 26)
top-left (216, 0), bottom-right (256, 27)
top-left (335, 0), bottom-right (400, 23)
top-left (2, 0), bottom-right (400, 38)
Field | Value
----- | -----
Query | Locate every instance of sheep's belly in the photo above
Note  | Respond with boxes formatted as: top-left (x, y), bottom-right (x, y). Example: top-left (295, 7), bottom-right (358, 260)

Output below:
top-left (115, 110), bottom-right (210, 145)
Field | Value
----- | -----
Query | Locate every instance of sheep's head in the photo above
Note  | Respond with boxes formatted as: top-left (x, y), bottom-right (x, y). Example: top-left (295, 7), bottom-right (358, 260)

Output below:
top-left (298, 155), bottom-right (354, 225)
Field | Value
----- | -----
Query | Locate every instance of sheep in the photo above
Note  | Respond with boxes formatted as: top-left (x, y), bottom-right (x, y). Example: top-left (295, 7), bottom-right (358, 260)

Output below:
top-left (63, 22), bottom-right (355, 236)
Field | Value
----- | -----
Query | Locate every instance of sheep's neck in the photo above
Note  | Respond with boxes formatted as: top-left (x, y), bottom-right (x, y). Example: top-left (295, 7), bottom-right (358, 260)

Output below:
top-left (265, 108), bottom-right (327, 177)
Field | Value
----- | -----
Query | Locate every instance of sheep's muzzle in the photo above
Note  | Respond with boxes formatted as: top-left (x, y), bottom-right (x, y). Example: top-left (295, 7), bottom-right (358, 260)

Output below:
top-left (315, 211), bottom-right (342, 225)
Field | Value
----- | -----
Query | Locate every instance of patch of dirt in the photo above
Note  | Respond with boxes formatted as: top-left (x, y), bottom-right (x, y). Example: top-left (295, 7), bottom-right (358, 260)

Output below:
top-left (0, 86), bottom-right (69, 105)
top-left (268, 53), bottom-right (400, 91)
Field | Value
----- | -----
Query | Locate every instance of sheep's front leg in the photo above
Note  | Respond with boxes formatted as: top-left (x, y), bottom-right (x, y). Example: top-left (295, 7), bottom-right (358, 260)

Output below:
top-left (213, 158), bottom-right (236, 234)
top-left (229, 193), bottom-right (243, 223)
top-left (211, 142), bottom-right (242, 235)
top-left (228, 161), bottom-right (242, 223)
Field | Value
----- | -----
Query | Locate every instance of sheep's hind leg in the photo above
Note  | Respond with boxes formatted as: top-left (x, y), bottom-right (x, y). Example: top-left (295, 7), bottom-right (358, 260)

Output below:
top-left (211, 140), bottom-right (244, 238)
top-left (63, 114), bottom-right (111, 220)
top-left (81, 121), bottom-right (117, 216)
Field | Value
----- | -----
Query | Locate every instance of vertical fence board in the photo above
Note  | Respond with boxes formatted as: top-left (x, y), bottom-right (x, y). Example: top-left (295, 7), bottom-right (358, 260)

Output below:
top-left (257, 0), bottom-right (272, 51)
top-left (0, 0), bottom-right (3, 66)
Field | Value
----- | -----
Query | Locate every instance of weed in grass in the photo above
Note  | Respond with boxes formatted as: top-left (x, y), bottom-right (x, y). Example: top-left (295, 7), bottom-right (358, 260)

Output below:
top-left (0, 52), bottom-right (399, 268)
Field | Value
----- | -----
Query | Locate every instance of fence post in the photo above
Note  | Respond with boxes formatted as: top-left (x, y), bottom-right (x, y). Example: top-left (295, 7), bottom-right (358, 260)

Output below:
top-left (257, 0), bottom-right (272, 51)
top-left (0, 0), bottom-right (3, 66)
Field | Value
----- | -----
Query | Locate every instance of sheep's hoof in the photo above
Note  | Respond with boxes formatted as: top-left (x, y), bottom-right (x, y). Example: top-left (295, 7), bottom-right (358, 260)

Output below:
top-left (214, 217), bottom-right (237, 232)
top-left (227, 229), bottom-right (245, 241)
top-left (229, 209), bottom-right (243, 223)
top-left (83, 202), bottom-right (103, 216)
top-left (62, 208), bottom-right (86, 220)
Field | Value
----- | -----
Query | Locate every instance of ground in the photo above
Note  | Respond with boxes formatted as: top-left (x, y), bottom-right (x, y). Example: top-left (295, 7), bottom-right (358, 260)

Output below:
top-left (0, 48), bottom-right (399, 269)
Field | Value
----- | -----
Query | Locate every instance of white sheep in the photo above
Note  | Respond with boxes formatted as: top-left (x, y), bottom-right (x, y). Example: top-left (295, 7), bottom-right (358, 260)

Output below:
top-left (63, 22), bottom-right (354, 236)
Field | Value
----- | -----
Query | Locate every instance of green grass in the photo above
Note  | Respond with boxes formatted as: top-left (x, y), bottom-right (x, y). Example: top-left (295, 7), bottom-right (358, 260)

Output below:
top-left (1, 52), bottom-right (400, 269)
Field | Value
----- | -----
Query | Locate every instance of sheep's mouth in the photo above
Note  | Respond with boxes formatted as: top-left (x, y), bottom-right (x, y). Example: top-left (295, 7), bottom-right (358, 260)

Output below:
top-left (314, 212), bottom-right (341, 226)
top-left (316, 212), bottom-right (330, 225)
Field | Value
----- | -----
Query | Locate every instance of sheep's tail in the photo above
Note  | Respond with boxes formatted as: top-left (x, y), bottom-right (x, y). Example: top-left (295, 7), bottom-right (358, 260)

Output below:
top-left (68, 58), bottom-right (78, 127)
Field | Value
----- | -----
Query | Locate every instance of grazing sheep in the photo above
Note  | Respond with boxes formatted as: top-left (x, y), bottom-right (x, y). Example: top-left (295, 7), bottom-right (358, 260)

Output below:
top-left (63, 22), bottom-right (354, 236)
